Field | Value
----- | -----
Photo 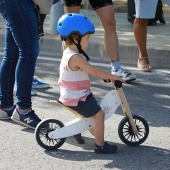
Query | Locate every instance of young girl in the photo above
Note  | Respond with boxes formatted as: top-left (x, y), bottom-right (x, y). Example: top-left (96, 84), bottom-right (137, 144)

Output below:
top-left (57, 13), bottom-right (124, 154)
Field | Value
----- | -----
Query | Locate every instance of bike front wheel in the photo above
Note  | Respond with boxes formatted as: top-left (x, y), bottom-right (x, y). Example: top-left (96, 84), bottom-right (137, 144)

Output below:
top-left (118, 115), bottom-right (149, 146)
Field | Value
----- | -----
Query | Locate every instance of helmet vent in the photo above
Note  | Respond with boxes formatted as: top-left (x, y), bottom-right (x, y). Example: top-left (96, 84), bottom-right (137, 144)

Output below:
top-left (68, 13), bottom-right (73, 16)
top-left (59, 23), bottom-right (62, 26)
top-left (84, 17), bottom-right (87, 20)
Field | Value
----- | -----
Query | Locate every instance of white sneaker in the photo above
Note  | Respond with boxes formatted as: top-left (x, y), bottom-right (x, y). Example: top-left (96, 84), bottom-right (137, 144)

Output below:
top-left (112, 68), bottom-right (136, 83)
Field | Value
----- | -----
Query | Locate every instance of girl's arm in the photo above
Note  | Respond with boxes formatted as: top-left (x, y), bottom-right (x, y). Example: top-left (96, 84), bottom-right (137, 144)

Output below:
top-left (69, 54), bottom-right (125, 83)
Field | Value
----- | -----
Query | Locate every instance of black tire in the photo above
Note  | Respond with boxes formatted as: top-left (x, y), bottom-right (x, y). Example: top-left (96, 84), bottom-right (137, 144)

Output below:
top-left (35, 119), bottom-right (66, 150)
top-left (118, 115), bottom-right (149, 146)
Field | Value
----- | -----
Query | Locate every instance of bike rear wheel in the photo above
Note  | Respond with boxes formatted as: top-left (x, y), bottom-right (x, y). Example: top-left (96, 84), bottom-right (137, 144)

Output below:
top-left (35, 119), bottom-right (66, 150)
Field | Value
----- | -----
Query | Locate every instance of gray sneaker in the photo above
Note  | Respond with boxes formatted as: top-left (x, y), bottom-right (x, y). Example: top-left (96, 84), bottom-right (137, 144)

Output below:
top-left (0, 105), bottom-right (16, 120)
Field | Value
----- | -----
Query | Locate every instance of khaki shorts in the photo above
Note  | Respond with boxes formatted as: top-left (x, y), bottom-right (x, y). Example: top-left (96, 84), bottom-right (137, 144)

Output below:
top-left (134, 0), bottom-right (158, 19)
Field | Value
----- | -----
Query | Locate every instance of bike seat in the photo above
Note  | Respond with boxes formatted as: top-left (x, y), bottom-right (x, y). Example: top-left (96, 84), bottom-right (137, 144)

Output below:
top-left (50, 100), bottom-right (84, 119)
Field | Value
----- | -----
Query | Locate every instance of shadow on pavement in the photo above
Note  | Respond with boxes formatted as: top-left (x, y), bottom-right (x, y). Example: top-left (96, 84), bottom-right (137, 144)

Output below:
top-left (44, 139), bottom-right (170, 170)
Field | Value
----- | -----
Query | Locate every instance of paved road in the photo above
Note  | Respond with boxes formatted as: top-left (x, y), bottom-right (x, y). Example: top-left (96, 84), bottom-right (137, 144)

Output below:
top-left (0, 52), bottom-right (169, 170)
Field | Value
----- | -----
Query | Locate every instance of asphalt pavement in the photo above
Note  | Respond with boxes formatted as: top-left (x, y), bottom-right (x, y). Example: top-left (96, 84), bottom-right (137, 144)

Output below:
top-left (0, 51), bottom-right (170, 170)
top-left (0, 8), bottom-right (170, 170)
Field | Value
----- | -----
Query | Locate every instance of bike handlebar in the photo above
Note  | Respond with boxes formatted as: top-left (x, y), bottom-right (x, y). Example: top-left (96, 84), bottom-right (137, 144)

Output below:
top-left (103, 79), bottom-right (122, 88)
top-left (114, 80), bottom-right (122, 88)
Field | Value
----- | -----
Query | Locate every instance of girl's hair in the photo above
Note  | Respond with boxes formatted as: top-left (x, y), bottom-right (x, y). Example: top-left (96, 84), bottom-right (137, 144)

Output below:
top-left (65, 33), bottom-right (80, 45)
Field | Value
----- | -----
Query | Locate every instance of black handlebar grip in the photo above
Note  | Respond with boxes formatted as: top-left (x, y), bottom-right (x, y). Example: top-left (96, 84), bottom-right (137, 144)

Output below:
top-left (115, 80), bottom-right (122, 88)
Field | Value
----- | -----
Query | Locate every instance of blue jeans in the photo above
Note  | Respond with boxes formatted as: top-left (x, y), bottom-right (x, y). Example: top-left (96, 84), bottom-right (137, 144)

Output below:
top-left (0, 0), bottom-right (39, 109)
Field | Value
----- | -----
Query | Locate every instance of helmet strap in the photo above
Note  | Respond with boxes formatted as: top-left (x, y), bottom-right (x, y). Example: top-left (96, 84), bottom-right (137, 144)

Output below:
top-left (69, 36), bottom-right (90, 61)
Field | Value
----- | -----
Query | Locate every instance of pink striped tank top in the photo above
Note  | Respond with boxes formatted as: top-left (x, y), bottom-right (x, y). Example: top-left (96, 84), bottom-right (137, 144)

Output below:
top-left (58, 48), bottom-right (91, 106)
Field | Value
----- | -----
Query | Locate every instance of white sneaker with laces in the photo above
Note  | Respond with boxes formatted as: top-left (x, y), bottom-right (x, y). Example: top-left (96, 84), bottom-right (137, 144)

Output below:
top-left (112, 68), bottom-right (136, 83)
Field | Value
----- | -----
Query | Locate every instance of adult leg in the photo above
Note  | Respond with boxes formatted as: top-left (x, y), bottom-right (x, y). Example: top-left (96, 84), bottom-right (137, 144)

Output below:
top-left (0, 0), bottom-right (42, 128)
top-left (0, 25), bottom-right (18, 107)
top-left (14, 13), bottom-right (50, 96)
top-left (134, 18), bottom-right (152, 71)
top-left (95, 5), bottom-right (119, 62)
top-left (134, 18), bottom-right (148, 58)
top-left (0, 0), bottom-right (20, 119)
top-left (13, 0), bottom-right (39, 109)
top-left (0, 0), bottom-right (39, 121)
top-left (95, 5), bottom-right (136, 82)
top-left (134, 0), bottom-right (158, 71)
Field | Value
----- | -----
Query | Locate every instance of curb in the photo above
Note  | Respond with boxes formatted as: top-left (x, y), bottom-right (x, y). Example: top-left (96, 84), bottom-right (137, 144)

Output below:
top-left (38, 36), bottom-right (170, 69)
top-left (0, 7), bottom-right (170, 70)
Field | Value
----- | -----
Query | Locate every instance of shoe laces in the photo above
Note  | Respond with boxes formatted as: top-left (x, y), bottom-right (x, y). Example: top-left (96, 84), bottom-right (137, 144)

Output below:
top-left (33, 76), bottom-right (42, 82)
top-left (118, 68), bottom-right (131, 76)
top-left (26, 109), bottom-right (41, 122)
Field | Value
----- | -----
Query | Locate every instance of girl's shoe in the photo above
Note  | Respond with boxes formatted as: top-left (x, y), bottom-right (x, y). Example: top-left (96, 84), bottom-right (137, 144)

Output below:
top-left (95, 142), bottom-right (117, 154)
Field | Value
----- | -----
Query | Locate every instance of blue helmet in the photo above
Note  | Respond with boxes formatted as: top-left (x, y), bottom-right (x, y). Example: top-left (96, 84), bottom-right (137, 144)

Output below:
top-left (57, 13), bottom-right (95, 37)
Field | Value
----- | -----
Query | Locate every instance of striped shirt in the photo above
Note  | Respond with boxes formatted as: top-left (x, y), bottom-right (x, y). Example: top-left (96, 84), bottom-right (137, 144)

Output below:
top-left (58, 48), bottom-right (91, 106)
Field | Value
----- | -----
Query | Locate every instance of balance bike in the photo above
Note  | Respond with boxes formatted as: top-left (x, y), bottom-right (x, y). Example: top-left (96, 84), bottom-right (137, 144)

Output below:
top-left (35, 80), bottom-right (149, 150)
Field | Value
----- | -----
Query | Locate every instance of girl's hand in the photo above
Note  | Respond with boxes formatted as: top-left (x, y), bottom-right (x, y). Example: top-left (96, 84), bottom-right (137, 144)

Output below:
top-left (111, 75), bottom-right (125, 84)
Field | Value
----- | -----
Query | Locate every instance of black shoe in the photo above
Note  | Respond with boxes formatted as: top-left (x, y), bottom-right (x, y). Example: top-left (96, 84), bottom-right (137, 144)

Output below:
top-left (95, 142), bottom-right (117, 154)
top-left (73, 133), bottom-right (85, 144)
